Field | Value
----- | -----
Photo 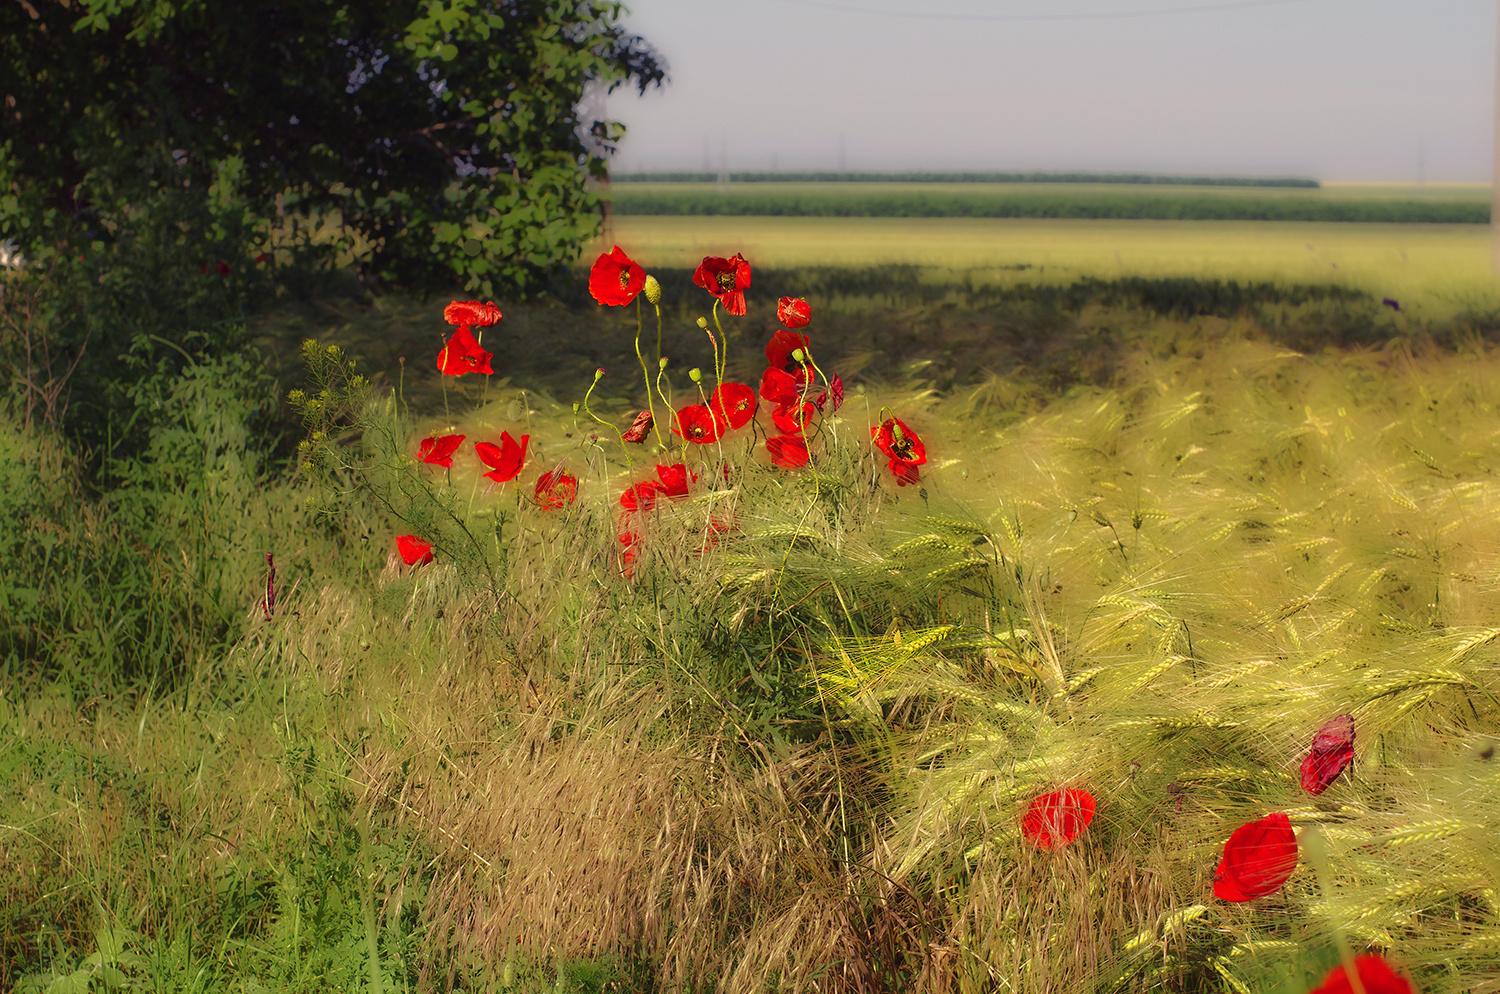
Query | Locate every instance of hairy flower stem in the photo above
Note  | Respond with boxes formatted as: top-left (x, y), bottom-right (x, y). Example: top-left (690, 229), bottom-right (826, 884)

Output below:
top-left (709, 301), bottom-right (728, 387)
top-left (477, 329), bottom-right (489, 412)
top-left (654, 361), bottom-right (673, 422)
top-left (633, 298), bottom-right (664, 447)
top-left (439, 334), bottom-right (451, 421)
top-left (581, 370), bottom-right (626, 454)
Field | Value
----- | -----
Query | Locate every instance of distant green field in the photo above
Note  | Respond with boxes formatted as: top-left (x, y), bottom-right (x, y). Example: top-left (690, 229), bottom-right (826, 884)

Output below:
top-left (593, 215), bottom-right (1500, 318)
top-left (606, 181), bottom-right (1489, 224)
top-left (611, 169), bottom-right (1322, 187)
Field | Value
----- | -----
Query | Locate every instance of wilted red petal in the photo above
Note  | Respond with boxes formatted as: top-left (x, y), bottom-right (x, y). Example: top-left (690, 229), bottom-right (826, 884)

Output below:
top-left (621, 410), bottom-right (654, 443)
top-left (1021, 789), bottom-right (1097, 850)
top-left (437, 326), bottom-right (493, 376)
top-left (815, 373), bottom-right (845, 413)
top-left (589, 245), bottom-right (647, 306)
top-left (772, 400), bottom-right (816, 435)
top-left (1213, 812), bottom-right (1298, 902)
top-left (475, 432), bottom-right (529, 483)
top-left (1307, 955), bottom-right (1415, 994)
top-left (1301, 714), bottom-right (1356, 795)
top-left (777, 296), bottom-right (811, 330)
top-left (766, 434), bottom-right (810, 469)
top-left (673, 403), bottom-right (725, 444)
top-left (416, 433), bottom-right (467, 467)
top-left (692, 253), bottom-right (751, 316)
top-left (444, 300), bottom-right (503, 327)
top-left (710, 383), bottom-right (758, 430)
top-left (396, 535), bottom-right (434, 566)
top-left (534, 468), bottom-right (578, 510)
top-left (766, 329), bottom-right (813, 372)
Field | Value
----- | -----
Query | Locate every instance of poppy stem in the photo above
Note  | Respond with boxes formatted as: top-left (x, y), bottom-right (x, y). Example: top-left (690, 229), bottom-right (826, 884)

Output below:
top-left (439, 335), bottom-right (451, 421)
top-left (653, 302), bottom-right (664, 377)
top-left (709, 301), bottom-right (727, 387)
top-left (654, 361), bottom-right (673, 426)
top-left (633, 298), bottom-right (664, 448)
top-left (581, 369), bottom-right (626, 453)
top-left (477, 329), bottom-right (489, 412)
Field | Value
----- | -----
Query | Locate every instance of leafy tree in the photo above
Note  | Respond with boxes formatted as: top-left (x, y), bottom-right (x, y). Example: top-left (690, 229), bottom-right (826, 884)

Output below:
top-left (0, 0), bottom-right (666, 295)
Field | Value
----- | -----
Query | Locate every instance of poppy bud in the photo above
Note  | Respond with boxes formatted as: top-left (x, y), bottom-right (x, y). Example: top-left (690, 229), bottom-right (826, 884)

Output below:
top-left (688, 367), bottom-right (702, 383)
top-left (643, 274), bottom-right (662, 304)
top-left (791, 348), bottom-right (805, 364)
top-left (658, 357), bottom-right (669, 371)
top-left (572, 402), bottom-right (581, 414)
top-left (594, 368), bottom-right (606, 381)
top-left (696, 317), bottom-right (709, 330)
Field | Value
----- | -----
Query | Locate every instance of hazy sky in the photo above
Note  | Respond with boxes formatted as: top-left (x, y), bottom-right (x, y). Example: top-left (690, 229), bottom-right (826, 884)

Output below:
top-left (603, 0), bottom-right (1495, 182)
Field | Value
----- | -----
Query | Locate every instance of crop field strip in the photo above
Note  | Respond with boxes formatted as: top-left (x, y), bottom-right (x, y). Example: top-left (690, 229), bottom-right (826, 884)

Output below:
top-left (595, 215), bottom-right (1500, 318)
top-left (605, 180), bottom-right (1490, 224)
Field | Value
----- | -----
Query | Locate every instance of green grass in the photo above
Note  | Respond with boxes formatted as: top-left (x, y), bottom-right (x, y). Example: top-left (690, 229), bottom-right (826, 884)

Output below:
top-left (605, 181), bottom-right (1489, 224)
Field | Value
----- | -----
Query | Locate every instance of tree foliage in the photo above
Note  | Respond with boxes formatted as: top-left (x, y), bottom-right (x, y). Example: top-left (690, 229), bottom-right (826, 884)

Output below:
top-left (0, 0), bottom-right (666, 295)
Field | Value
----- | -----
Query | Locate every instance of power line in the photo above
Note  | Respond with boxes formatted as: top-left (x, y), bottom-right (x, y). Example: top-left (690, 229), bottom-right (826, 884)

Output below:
top-left (779, 0), bottom-right (1319, 22)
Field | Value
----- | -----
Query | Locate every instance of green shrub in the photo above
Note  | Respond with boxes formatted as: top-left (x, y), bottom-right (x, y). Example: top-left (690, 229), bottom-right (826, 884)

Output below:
top-left (0, 349), bottom-right (296, 689)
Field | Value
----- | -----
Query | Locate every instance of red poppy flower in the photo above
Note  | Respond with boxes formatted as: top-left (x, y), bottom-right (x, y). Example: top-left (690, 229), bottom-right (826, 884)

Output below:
top-left (255, 252), bottom-right (271, 264)
top-left (1301, 714), bottom-right (1356, 795)
top-left (815, 373), bottom-right (845, 413)
top-left (1213, 812), bottom-right (1298, 902)
top-left (443, 300), bottom-right (503, 327)
top-left (766, 434), bottom-right (809, 469)
top-left (1021, 788), bottom-right (1097, 850)
top-left (655, 463), bottom-right (696, 499)
top-left (772, 400), bottom-right (816, 435)
top-left (760, 367), bottom-right (811, 406)
top-left (620, 481), bottom-right (664, 513)
top-left (437, 326), bottom-right (493, 376)
top-left (871, 416), bottom-right (927, 486)
top-left (588, 245), bottom-right (647, 306)
top-left (534, 468), bottom-right (578, 510)
top-left (1307, 955), bottom-right (1415, 994)
top-left (214, 260), bottom-right (232, 276)
top-left (396, 535), bottom-right (434, 566)
top-left (710, 383), bottom-right (758, 431)
top-left (621, 410), bottom-right (654, 443)
top-left (692, 253), bottom-right (751, 315)
top-left (416, 433), bottom-right (466, 467)
top-left (766, 329), bottom-right (813, 372)
top-left (674, 403), bottom-right (725, 444)
top-left (475, 432), bottom-right (529, 483)
top-left (777, 296), bottom-right (811, 330)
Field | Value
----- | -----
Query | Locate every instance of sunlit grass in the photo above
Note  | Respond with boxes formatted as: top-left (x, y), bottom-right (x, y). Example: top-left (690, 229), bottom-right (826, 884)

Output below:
top-left (596, 216), bottom-right (1500, 319)
top-left (10, 260), bottom-right (1500, 991)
